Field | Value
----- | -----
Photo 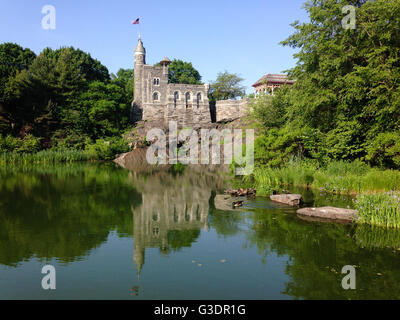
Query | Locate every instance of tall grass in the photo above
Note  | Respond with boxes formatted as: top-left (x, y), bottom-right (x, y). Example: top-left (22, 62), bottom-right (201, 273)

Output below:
top-left (354, 192), bottom-right (400, 229)
top-left (0, 150), bottom-right (97, 165)
top-left (250, 160), bottom-right (400, 195)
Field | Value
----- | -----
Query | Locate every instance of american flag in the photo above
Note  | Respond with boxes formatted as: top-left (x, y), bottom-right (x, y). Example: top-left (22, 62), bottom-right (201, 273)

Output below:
top-left (132, 18), bottom-right (139, 24)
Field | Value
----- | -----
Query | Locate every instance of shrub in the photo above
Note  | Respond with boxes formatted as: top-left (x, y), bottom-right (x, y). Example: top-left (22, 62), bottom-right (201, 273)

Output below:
top-left (85, 136), bottom-right (130, 160)
top-left (0, 134), bottom-right (41, 153)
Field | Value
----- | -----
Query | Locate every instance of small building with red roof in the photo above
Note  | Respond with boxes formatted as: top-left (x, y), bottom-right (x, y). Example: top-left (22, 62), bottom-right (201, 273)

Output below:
top-left (252, 74), bottom-right (295, 95)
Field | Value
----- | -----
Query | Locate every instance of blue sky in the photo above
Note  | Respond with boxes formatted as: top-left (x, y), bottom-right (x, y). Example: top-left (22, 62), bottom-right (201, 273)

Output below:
top-left (0, 0), bottom-right (309, 92)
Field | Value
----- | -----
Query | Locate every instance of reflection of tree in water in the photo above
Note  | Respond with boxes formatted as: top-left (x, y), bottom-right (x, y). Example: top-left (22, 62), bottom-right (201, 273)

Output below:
top-left (129, 165), bottom-right (229, 276)
top-left (0, 164), bottom-right (141, 266)
top-left (245, 208), bottom-right (400, 299)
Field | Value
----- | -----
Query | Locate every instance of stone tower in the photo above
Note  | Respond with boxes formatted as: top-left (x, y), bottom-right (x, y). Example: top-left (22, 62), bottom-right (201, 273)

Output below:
top-left (130, 36), bottom-right (213, 127)
top-left (131, 37), bottom-right (146, 122)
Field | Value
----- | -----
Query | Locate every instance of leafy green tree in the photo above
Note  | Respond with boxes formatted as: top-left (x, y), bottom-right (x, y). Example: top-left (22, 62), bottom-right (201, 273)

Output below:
top-left (0, 43), bottom-right (36, 133)
top-left (0, 46), bottom-right (114, 144)
top-left (0, 43), bottom-right (36, 98)
top-left (164, 59), bottom-right (202, 84)
top-left (254, 0), bottom-right (400, 168)
top-left (209, 71), bottom-right (245, 101)
top-left (78, 81), bottom-right (131, 138)
top-left (111, 68), bottom-right (134, 102)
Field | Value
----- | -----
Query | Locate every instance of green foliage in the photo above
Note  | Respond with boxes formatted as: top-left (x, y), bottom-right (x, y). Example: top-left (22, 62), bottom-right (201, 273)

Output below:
top-left (111, 68), bottom-right (134, 102)
top-left (164, 59), bottom-right (202, 85)
top-left (250, 159), bottom-right (400, 196)
top-left (209, 71), bottom-right (245, 102)
top-left (365, 131), bottom-right (400, 168)
top-left (0, 43), bottom-right (36, 99)
top-left (355, 192), bottom-right (400, 228)
top-left (85, 136), bottom-right (130, 160)
top-left (0, 134), bottom-right (41, 153)
top-left (253, 0), bottom-right (400, 169)
top-left (0, 43), bottom-right (133, 154)
top-left (75, 81), bottom-right (131, 138)
top-left (0, 150), bottom-right (94, 164)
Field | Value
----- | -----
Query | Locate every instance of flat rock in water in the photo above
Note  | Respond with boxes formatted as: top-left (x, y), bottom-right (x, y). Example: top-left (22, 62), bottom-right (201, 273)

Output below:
top-left (270, 194), bottom-right (303, 206)
top-left (297, 206), bottom-right (359, 222)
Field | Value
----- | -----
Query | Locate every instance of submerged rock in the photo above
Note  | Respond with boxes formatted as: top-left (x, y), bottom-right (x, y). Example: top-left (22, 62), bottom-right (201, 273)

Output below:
top-left (270, 194), bottom-right (303, 206)
top-left (297, 206), bottom-right (359, 222)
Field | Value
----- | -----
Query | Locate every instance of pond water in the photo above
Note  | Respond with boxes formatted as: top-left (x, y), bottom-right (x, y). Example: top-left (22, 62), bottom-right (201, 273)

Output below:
top-left (0, 163), bottom-right (399, 300)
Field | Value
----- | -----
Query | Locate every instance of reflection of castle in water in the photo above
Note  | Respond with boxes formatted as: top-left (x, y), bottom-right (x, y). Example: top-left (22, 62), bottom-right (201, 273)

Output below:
top-left (130, 166), bottom-right (228, 276)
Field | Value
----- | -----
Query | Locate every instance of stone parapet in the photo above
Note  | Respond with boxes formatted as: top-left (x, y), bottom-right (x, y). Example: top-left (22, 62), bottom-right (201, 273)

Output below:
top-left (215, 99), bottom-right (250, 122)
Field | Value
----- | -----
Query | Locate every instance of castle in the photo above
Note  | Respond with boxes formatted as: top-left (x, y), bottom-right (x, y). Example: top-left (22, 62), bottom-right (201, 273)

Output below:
top-left (130, 37), bottom-right (249, 127)
top-left (131, 37), bottom-right (212, 128)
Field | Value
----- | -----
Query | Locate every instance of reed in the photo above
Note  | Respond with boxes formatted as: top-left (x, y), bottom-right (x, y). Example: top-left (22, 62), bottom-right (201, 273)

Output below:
top-left (0, 150), bottom-right (96, 165)
top-left (251, 160), bottom-right (400, 195)
top-left (354, 192), bottom-right (400, 229)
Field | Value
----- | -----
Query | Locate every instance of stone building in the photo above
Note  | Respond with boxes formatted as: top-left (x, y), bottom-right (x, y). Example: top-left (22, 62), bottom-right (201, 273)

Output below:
top-left (131, 37), bottom-right (212, 128)
top-left (252, 74), bottom-right (295, 96)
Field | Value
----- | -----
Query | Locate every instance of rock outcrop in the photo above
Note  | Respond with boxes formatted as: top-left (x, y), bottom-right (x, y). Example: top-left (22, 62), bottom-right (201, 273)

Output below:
top-left (297, 206), bottom-right (359, 222)
top-left (270, 194), bottom-right (303, 206)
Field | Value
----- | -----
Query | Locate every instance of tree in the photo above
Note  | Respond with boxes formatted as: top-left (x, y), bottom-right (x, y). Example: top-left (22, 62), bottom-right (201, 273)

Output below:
top-left (0, 43), bottom-right (36, 134)
top-left (0, 43), bottom-right (36, 99)
top-left (163, 59), bottom-right (202, 85)
top-left (111, 68), bottom-right (134, 103)
top-left (254, 0), bottom-right (400, 167)
top-left (209, 71), bottom-right (245, 101)
top-left (0, 46), bottom-right (113, 141)
top-left (39, 47), bottom-right (110, 83)
top-left (78, 81), bottom-right (131, 138)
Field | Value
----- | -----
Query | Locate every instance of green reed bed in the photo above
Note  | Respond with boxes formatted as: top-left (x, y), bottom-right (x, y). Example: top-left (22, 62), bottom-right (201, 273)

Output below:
top-left (0, 150), bottom-right (96, 165)
top-left (354, 192), bottom-right (400, 229)
top-left (250, 160), bottom-right (400, 195)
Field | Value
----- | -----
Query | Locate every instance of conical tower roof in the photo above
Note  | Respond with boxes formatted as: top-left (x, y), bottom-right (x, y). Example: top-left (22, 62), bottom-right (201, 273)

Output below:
top-left (135, 37), bottom-right (146, 54)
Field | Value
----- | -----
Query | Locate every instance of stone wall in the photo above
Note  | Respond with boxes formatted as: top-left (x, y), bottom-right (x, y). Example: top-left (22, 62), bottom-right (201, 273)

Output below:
top-left (215, 99), bottom-right (250, 122)
top-left (140, 81), bottom-right (212, 128)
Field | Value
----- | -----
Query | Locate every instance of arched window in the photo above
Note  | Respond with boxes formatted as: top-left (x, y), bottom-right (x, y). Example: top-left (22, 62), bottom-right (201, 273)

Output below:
top-left (174, 91), bottom-right (179, 108)
top-left (196, 93), bottom-right (201, 108)
top-left (185, 92), bottom-right (190, 109)
top-left (153, 78), bottom-right (160, 85)
top-left (153, 92), bottom-right (159, 101)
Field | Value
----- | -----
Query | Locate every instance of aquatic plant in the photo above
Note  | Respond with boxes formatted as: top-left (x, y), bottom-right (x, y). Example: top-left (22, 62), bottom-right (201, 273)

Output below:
top-left (354, 192), bottom-right (400, 229)
top-left (249, 160), bottom-right (400, 195)
top-left (0, 150), bottom-right (96, 165)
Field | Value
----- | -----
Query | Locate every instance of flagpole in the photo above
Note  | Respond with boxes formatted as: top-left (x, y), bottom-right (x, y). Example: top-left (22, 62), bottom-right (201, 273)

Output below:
top-left (138, 17), bottom-right (141, 40)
